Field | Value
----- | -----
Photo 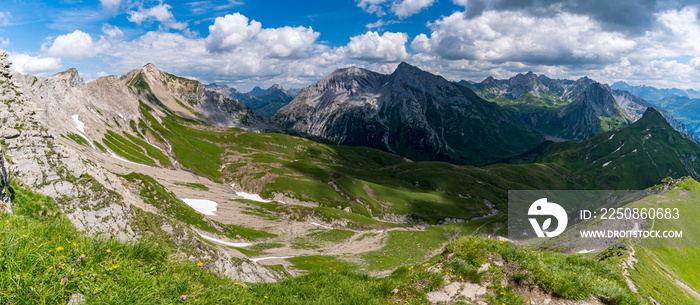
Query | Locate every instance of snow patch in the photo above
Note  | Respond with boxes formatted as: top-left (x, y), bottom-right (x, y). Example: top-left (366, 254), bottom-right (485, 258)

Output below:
top-left (72, 114), bottom-right (85, 132)
top-left (632, 149), bottom-right (638, 153)
top-left (608, 133), bottom-right (615, 140)
top-left (236, 191), bottom-right (271, 203)
top-left (613, 143), bottom-right (625, 153)
top-left (310, 222), bottom-right (333, 229)
top-left (198, 233), bottom-right (251, 247)
top-left (71, 114), bottom-right (95, 149)
top-left (578, 249), bottom-right (596, 254)
top-left (181, 198), bottom-right (218, 216)
top-left (603, 161), bottom-right (612, 167)
top-left (145, 139), bottom-right (165, 153)
top-left (88, 107), bottom-right (102, 118)
top-left (107, 150), bottom-right (140, 165)
top-left (250, 256), bottom-right (293, 263)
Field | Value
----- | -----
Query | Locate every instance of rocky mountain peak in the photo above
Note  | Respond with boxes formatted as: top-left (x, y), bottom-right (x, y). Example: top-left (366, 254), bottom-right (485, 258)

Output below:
top-left (481, 76), bottom-right (497, 84)
top-left (51, 68), bottom-right (84, 87)
top-left (637, 106), bottom-right (667, 126)
top-left (141, 63), bottom-right (164, 83)
top-left (264, 84), bottom-right (284, 95)
top-left (249, 86), bottom-right (266, 96)
top-left (329, 66), bottom-right (370, 78)
top-left (392, 62), bottom-right (425, 76)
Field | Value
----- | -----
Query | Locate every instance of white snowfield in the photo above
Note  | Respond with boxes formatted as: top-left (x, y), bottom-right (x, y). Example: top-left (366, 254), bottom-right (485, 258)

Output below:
top-left (181, 198), bottom-right (218, 216)
top-left (198, 233), bottom-right (251, 247)
top-left (578, 249), bottom-right (596, 254)
top-left (235, 191), bottom-right (272, 203)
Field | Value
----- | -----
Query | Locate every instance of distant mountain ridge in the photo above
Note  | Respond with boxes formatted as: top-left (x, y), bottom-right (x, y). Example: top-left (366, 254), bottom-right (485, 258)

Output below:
top-left (273, 63), bottom-right (542, 166)
top-left (460, 73), bottom-right (695, 141)
top-left (611, 81), bottom-right (700, 103)
top-left (206, 83), bottom-right (296, 117)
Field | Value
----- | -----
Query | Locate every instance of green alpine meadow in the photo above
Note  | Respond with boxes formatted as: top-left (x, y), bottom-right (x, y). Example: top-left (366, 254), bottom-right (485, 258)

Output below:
top-left (2, 1), bottom-right (700, 304)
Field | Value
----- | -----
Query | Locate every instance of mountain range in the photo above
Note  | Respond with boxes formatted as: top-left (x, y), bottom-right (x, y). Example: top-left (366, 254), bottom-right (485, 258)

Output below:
top-left (273, 63), bottom-right (543, 166)
top-left (461, 72), bottom-right (694, 141)
top-left (611, 81), bottom-right (700, 102)
top-left (2, 47), bottom-right (700, 303)
top-left (206, 83), bottom-right (296, 117)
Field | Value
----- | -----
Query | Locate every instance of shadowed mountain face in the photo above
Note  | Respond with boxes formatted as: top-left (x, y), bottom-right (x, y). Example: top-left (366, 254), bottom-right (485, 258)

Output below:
top-left (273, 63), bottom-right (543, 166)
top-left (462, 73), bottom-right (695, 141)
top-left (206, 83), bottom-right (296, 117)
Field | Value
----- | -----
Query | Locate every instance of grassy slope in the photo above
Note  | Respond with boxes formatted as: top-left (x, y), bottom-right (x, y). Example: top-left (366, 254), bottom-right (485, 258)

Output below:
top-left (538, 108), bottom-right (700, 189)
top-left (626, 178), bottom-right (700, 304)
top-left (120, 172), bottom-right (275, 241)
top-left (137, 99), bottom-right (569, 226)
top-left (1, 181), bottom-right (641, 305)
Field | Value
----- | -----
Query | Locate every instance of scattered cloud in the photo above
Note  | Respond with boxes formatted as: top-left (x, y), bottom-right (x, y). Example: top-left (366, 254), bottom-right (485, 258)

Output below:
top-left (99, 0), bottom-right (122, 12)
top-left (187, 0), bottom-right (244, 14)
top-left (7, 3), bottom-right (700, 91)
top-left (391, 0), bottom-right (435, 18)
top-left (127, 3), bottom-right (187, 30)
top-left (365, 19), bottom-right (399, 29)
top-left (101, 24), bottom-right (124, 40)
top-left (0, 11), bottom-right (10, 26)
top-left (9, 53), bottom-right (62, 74)
top-left (357, 0), bottom-right (390, 16)
top-left (356, 0), bottom-right (434, 18)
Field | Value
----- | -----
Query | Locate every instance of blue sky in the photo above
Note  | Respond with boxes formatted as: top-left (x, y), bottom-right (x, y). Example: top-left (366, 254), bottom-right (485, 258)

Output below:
top-left (1, 0), bottom-right (699, 91)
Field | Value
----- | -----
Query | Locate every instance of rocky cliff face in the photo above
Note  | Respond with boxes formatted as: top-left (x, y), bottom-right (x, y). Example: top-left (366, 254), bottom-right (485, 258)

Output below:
top-left (124, 64), bottom-right (275, 130)
top-left (537, 82), bottom-right (632, 140)
top-left (273, 63), bottom-right (542, 165)
top-left (611, 90), bottom-right (693, 139)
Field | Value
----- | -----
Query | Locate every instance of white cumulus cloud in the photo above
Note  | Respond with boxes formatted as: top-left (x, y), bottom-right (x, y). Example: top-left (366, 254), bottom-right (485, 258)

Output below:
top-left (345, 31), bottom-right (410, 62)
top-left (416, 10), bottom-right (636, 65)
top-left (205, 13), bottom-right (262, 53)
top-left (205, 13), bottom-right (318, 58)
top-left (9, 53), bottom-right (62, 74)
top-left (47, 30), bottom-right (97, 59)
